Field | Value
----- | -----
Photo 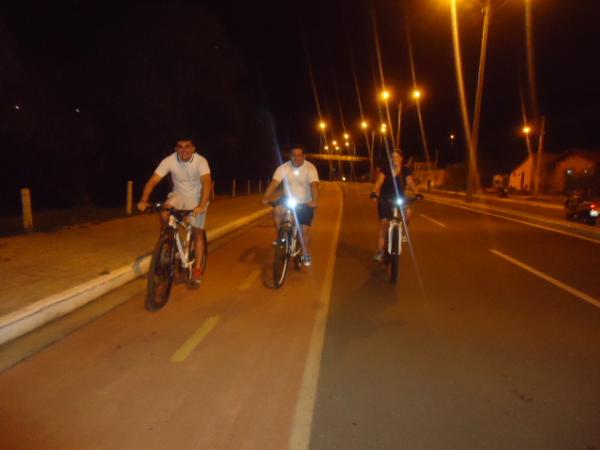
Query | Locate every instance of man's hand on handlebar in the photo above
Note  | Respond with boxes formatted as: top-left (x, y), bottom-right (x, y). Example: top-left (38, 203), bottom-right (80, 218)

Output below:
top-left (137, 201), bottom-right (150, 212)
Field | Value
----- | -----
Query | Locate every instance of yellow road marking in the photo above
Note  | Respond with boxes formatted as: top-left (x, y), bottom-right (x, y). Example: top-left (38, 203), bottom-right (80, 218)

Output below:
top-left (238, 269), bottom-right (262, 291)
top-left (170, 316), bottom-right (221, 363)
top-left (490, 249), bottom-right (600, 310)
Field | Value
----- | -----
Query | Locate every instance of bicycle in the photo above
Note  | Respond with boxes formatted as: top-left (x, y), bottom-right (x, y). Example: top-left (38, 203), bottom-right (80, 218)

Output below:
top-left (271, 197), bottom-right (306, 288)
top-left (145, 203), bottom-right (207, 311)
top-left (372, 194), bottom-right (422, 283)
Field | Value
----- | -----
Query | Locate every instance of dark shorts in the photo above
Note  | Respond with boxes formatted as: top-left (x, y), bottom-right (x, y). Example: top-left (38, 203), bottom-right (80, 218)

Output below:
top-left (275, 197), bottom-right (315, 226)
top-left (377, 197), bottom-right (407, 220)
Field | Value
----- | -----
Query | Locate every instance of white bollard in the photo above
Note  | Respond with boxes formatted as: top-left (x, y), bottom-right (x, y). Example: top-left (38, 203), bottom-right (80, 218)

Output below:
top-left (126, 180), bottom-right (133, 214)
top-left (21, 188), bottom-right (33, 232)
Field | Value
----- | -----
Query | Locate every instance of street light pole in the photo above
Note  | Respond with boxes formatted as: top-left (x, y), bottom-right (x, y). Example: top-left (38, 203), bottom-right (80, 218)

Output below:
top-left (449, 0), bottom-right (476, 202)
top-left (469, 0), bottom-right (491, 202)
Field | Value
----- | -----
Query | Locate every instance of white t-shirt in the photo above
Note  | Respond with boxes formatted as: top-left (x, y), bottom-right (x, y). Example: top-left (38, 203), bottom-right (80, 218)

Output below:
top-left (272, 160), bottom-right (319, 203)
top-left (154, 153), bottom-right (211, 200)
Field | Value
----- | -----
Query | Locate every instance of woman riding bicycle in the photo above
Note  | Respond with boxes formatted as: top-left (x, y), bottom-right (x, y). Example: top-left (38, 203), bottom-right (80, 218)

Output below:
top-left (370, 149), bottom-right (421, 262)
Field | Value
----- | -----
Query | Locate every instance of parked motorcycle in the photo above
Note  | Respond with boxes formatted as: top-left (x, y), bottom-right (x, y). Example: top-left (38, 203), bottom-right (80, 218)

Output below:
top-left (564, 190), bottom-right (598, 226)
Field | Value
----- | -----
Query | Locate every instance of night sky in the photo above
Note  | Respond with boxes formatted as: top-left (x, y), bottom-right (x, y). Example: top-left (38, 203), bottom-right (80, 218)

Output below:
top-left (1, 0), bottom-right (599, 208)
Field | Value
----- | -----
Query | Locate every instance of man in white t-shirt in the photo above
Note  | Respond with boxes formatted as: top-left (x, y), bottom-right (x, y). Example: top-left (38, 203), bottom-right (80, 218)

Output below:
top-left (137, 136), bottom-right (211, 283)
top-left (261, 145), bottom-right (319, 266)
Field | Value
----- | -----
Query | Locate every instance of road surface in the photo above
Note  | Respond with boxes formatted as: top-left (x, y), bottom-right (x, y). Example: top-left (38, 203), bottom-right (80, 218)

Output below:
top-left (1, 182), bottom-right (599, 450)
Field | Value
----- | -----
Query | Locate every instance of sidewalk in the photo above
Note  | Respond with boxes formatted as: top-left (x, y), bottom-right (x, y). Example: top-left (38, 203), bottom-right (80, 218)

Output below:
top-left (0, 195), bottom-right (268, 320)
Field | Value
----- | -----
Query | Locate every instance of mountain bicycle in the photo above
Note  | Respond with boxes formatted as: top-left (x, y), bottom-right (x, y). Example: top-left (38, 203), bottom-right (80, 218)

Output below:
top-left (372, 194), bottom-right (423, 283)
top-left (145, 203), bottom-right (207, 311)
top-left (271, 197), bottom-right (305, 288)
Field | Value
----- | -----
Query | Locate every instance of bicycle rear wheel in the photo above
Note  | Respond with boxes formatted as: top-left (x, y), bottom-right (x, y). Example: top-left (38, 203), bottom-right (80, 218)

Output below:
top-left (146, 234), bottom-right (176, 311)
top-left (186, 229), bottom-right (208, 287)
top-left (273, 228), bottom-right (290, 288)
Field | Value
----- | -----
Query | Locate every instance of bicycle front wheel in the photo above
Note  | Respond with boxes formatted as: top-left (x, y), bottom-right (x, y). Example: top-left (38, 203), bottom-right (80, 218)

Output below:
top-left (273, 228), bottom-right (290, 288)
top-left (146, 234), bottom-right (176, 311)
top-left (388, 229), bottom-right (400, 283)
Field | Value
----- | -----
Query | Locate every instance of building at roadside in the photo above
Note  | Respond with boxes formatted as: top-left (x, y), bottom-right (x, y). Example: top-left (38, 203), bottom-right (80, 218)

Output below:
top-left (509, 149), bottom-right (600, 194)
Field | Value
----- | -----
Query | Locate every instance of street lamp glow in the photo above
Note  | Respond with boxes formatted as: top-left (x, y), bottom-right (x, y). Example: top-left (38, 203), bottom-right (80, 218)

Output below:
top-left (360, 120), bottom-right (368, 130)
top-left (449, 133), bottom-right (456, 141)
top-left (412, 89), bottom-right (422, 100)
top-left (522, 125), bottom-right (532, 135)
top-left (318, 121), bottom-right (327, 131)
top-left (324, 145), bottom-right (329, 150)
top-left (380, 90), bottom-right (391, 101)
top-left (332, 140), bottom-right (338, 146)
top-left (345, 142), bottom-right (350, 147)
top-left (343, 132), bottom-right (349, 140)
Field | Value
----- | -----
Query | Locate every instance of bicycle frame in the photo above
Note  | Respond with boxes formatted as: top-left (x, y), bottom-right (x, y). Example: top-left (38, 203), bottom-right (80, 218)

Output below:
top-left (165, 213), bottom-right (195, 271)
top-left (387, 205), bottom-right (404, 256)
top-left (280, 207), bottom-right (301, 258)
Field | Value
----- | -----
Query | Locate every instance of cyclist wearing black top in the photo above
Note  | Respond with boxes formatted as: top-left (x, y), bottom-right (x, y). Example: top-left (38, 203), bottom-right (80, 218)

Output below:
top-left (371, 149), bottom-right (420, 261)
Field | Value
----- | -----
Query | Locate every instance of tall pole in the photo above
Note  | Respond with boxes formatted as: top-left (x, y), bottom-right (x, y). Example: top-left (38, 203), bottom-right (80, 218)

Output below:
top-left (395, 102), bottom-right (403, 149)
top-left (469, 0), bottom-right (491, 200)
top-left (533, 116), bottom-right (546, 196)
top-left (449, 0), bottom-right (476, 202)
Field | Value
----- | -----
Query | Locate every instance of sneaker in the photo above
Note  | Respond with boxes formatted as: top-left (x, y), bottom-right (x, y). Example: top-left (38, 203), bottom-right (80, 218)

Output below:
top-left (303, 256), bottom-right (312, 267)
top-left (373, 252), bottom-right (384, 262)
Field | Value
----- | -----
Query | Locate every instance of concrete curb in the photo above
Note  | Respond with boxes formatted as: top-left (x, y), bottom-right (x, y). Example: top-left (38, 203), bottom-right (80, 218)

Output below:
top-left (425, 193), bottom-right (600, 241)
top-left (0, 207), bottom-right (271, 346)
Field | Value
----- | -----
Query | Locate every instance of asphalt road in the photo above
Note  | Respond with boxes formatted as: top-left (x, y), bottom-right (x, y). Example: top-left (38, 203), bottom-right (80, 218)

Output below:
top-left (0, 182), bottom-right (599, 450)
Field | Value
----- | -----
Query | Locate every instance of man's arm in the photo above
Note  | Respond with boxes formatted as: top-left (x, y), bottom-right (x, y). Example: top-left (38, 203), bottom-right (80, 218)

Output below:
top-left (406, 175), bottom-right (420, 195)
top-left (308, 182), bottom-right (319, 208)
top-left (194, 173), bottom-right (212, 215)
top-left (261, 178), bottom-right (282, 205)
top-left (138, 173), bottom-right (163, 211)
top-left (371, 173), bottom-right (385, 197)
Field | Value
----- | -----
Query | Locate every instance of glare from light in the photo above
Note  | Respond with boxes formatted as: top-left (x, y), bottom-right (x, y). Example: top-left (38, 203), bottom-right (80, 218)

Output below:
top-left (360, 120), bottom-right (368, 129)
top-left (522, 125), bottom-right (532, 135)
top-left (286, 197), bottom-right (298, 209)
top-left (395, 197), bottom-right (404, 206)
top-left (343, 132), bottom-right (349, 140)
top-left (380, 90), bottom-right (391, 101)
top-left (318, 121), bottom-right (327, 131)
top-left (412, 89), bottom-right (422, 100)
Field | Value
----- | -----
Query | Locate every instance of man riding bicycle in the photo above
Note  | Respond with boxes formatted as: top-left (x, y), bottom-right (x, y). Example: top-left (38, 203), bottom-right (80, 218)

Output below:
top-left (137, 135), bottom-right (211, 284)
top-left (371, 149), bottom-right (420, 262)
top-left (261, 145), bottom-right (319, 266)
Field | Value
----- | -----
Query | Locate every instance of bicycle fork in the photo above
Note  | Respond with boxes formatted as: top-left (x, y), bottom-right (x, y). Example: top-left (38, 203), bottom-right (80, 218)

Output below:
top-left (387, 220), bottom-right (403, 256)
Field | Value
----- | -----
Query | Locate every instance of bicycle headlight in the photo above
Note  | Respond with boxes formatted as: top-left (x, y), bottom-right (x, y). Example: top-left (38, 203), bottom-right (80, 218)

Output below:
top-left (395, 197), bottom-right (404, 206)
top-left (286, 197), bottom-right (298, 209)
